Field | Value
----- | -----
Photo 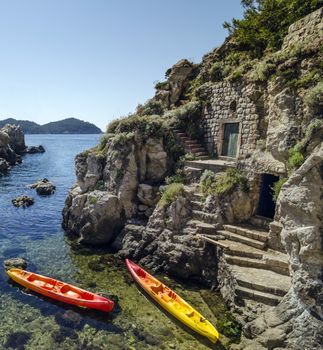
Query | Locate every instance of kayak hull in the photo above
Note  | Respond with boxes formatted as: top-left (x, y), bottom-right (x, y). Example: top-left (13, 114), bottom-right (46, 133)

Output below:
top-left (125, 259), bottom-right (219, 343)
top-left (7, 268), bottom-right (114, 312)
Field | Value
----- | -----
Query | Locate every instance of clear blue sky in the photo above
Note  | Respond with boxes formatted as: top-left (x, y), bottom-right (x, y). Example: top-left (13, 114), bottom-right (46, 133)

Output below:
top-left (0, 0), bottom-right (243, 130)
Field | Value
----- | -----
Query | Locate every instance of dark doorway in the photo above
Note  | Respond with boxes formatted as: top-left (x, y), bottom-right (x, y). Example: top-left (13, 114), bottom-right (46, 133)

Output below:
top-left (222, 123), bottom-right (240, 158)
top-left (257, 174), bottom-right (280, 219)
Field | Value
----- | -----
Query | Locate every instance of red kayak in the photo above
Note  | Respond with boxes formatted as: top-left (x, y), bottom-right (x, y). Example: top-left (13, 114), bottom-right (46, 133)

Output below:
top-left (7, 268), bottom-right (114, 312)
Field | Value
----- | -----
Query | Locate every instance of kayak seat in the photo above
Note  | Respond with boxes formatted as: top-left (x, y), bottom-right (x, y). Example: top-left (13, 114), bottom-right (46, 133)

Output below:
top-left (27, 275), bottom-right (37, 282)
top-left (151, 284), bottom-right (164, 294)
top-left (186, 311), bottom-right (195, 318)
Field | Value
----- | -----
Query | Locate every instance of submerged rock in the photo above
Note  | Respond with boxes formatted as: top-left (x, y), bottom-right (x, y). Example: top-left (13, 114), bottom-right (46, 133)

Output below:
top-left (4, 331), bottom-right (31, 350)
top-left (29, 178), bottom-right (56, 195)
top-left (4, 257), bottom-right (27, 270)
top-left (12, 196), bottom-right (34, 208)
top-left (24, 145), bottom-right (45, 154)
top-left (0, 158), bottom-right (10, 173)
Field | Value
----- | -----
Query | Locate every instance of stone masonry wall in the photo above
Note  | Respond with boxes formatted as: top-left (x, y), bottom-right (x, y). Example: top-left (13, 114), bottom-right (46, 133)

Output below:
top-left (202, 81), bottom-right (260, 159)
top-left (282, 7), bottom-right (323, 49)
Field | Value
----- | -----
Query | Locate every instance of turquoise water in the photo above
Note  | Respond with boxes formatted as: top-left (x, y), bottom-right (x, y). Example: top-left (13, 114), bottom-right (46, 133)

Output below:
top-left (0, 135), bottom-right (233, 350)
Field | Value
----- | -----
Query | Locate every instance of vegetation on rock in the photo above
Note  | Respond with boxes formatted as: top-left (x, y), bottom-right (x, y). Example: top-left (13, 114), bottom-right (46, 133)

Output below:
top-left (223, 0), bottom-right (323, 58)
top-left (200, 168), bottom-right (249, 197)
top-left (158, 183), bottom-right (184, 208)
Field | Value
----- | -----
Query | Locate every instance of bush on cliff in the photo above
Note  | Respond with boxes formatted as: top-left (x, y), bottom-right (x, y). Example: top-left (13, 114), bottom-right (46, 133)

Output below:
top-left (223, 0), bottom-right (323, 58)
top-left (164, 101), bottom-right (203, 140)
top-left (158, 183), bottom-right (184, 208)
top-left (200, 168), bottom-right (249, 196)
top-left (272, 177), bottom-right (287, 202)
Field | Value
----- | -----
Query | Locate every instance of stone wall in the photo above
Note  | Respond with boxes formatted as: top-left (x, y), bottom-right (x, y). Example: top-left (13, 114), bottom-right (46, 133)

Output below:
top-left (282, 7), bottom-right (323, 49)
top-left (201, 81), bottom-right (261, 159)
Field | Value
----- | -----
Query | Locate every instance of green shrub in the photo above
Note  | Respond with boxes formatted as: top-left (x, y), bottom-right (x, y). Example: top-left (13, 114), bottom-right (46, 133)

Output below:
top-left (226, 65), bottom-right (245, 82)
top-left (249, 61), bottom-right (276, 81)
top-left (164, 101), bottom-right (203, 140)
top-left (158, 183), bottom-right (184, 207)
top-left (217, 311), bottom-right (242, 343)
top-left (99, 133), bottom-right (114, 150)
top-left (95, 180), bottom-right (105, 191)
top-left (110, 115), bottom-right (164, 140)
top-left (287, 148), bottom-right (305, 171)
top-left (155, 81), bottom-right (168, 90)
top-left (200, 170), bottom-right (217, 196)
top-left (89, 196), bottom-right (98, 205)
top-left (209, 62), bottom-right (225, 82)
top-left (163, 131), bottom-right (185, 162)
top-left (106, 118), bottom-right (123, 133)
top-left (200, 168), bottom-right (249, 196)
top-left (111, 132), bottom-right (136, 146)
top-left (186, 77), bottom-right (203, 100)
top-left (136, 100), bottom-right (164, 116)
top-left (293, 69), bottom-right (321, 89)
top-left (166, 169), bottom-right (187, 185)
top-left (223, 0), bottom-right (322, 58)
top-left (180, 153), bottom-right (196, 161)
top-left (304, 82), bottom-right (323, 109)
top-left (272, 177), bottom-right (287, 202)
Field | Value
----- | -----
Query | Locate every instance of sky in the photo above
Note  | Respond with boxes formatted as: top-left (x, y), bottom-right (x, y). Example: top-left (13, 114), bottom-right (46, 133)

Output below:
top-left (0, 0), bottom-right (244, 130)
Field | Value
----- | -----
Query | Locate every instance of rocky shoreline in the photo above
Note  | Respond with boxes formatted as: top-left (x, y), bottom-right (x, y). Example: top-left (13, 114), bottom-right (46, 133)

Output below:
top-left (0, 124), bottom-right (45, 174)
top-left (62, 8), bottom-right (323, 350)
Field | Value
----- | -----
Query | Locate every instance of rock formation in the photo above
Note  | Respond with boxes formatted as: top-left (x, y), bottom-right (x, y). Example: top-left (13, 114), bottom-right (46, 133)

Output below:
top-left (0, 124), bottom-right (45, 175)
top-left (12, 196), bottom-right (35, 208)
top-left (29, 178), bottom-right (56, 195)
top-left (62, 135), bottom-right (169, 244)
top-left (63, 7), bottom-right (323, 349)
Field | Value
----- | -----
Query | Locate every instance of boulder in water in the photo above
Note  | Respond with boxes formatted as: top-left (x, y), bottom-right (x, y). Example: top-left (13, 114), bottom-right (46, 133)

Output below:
top-left (12, 195), bottom-right (34, 207)
top-left (28, 178), bottom-right (55, 195)
top-left (4, 257), bottom-right (27, 270)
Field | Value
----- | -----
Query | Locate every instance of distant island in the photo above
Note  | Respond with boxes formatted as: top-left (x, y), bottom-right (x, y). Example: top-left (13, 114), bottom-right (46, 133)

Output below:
top-left (0, 117), bottom-right (102, 134)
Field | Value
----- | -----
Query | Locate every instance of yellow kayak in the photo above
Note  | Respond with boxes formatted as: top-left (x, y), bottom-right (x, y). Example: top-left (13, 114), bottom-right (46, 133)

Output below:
top-left (125, 259), bottom-right (219, 343)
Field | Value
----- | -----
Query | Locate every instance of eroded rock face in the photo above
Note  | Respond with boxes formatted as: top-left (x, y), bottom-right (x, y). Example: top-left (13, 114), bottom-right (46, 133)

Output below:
top-left (2, 124), bottom-right (26, 154)
top-left (155, 59), bottom-right (197, 108)
top-left (62, 136), bottom-right (169, 245)
top-left (234, 142), bottom-right (323, 350)
top-left (118, 195), bottom-right (218, 284)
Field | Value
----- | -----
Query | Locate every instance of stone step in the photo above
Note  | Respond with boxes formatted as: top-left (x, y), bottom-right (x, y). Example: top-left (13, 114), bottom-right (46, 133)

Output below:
top-left (231, 266), bottom-right (291, 299)
top-left (184, 159), bottom-right (236, 173)
top-left (236, 286), bottom-right (282, 306)
top-left (192, 210), bottom-right (217, 224)
top-left (223, 224), bottom-right (268, 243)
top-left (226, 253), bottom-right (289, 276)
top-left (211, 239), bottom-right (264, 259)
top-left (217, 230), bottom-right (266, 250)
top-left (193, 151), bottom-right (208, 156)
top-left (195, 222), bottom-right (217, 235)
top-left (188, 147), bottom-right (206, 152)
top-left (196, 155), bottom-right (210, 160)
top-left (191, 200), bottom-right (203, 211)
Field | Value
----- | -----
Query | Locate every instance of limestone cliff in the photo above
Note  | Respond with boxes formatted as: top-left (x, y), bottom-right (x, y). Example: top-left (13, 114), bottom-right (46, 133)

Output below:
top-left (0, 124), bottom-right (45, 174)
top-left (63, 7), bottom-right (323, 349)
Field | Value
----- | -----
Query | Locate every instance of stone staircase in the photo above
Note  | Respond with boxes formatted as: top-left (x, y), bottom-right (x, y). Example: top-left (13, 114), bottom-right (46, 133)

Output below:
top-left (188, 191), bottom-right (291, 306)
top-left (174, 129), bottom-right (209, 160)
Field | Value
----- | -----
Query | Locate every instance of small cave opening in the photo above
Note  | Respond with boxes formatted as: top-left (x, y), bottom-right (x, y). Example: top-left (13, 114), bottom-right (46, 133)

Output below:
top-left (257, 174), bottom-right (280, 219)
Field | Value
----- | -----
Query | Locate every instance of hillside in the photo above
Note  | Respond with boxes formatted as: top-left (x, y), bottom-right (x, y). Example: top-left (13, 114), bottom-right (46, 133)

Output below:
top-left (0, 117), bottom-right (102, 134)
